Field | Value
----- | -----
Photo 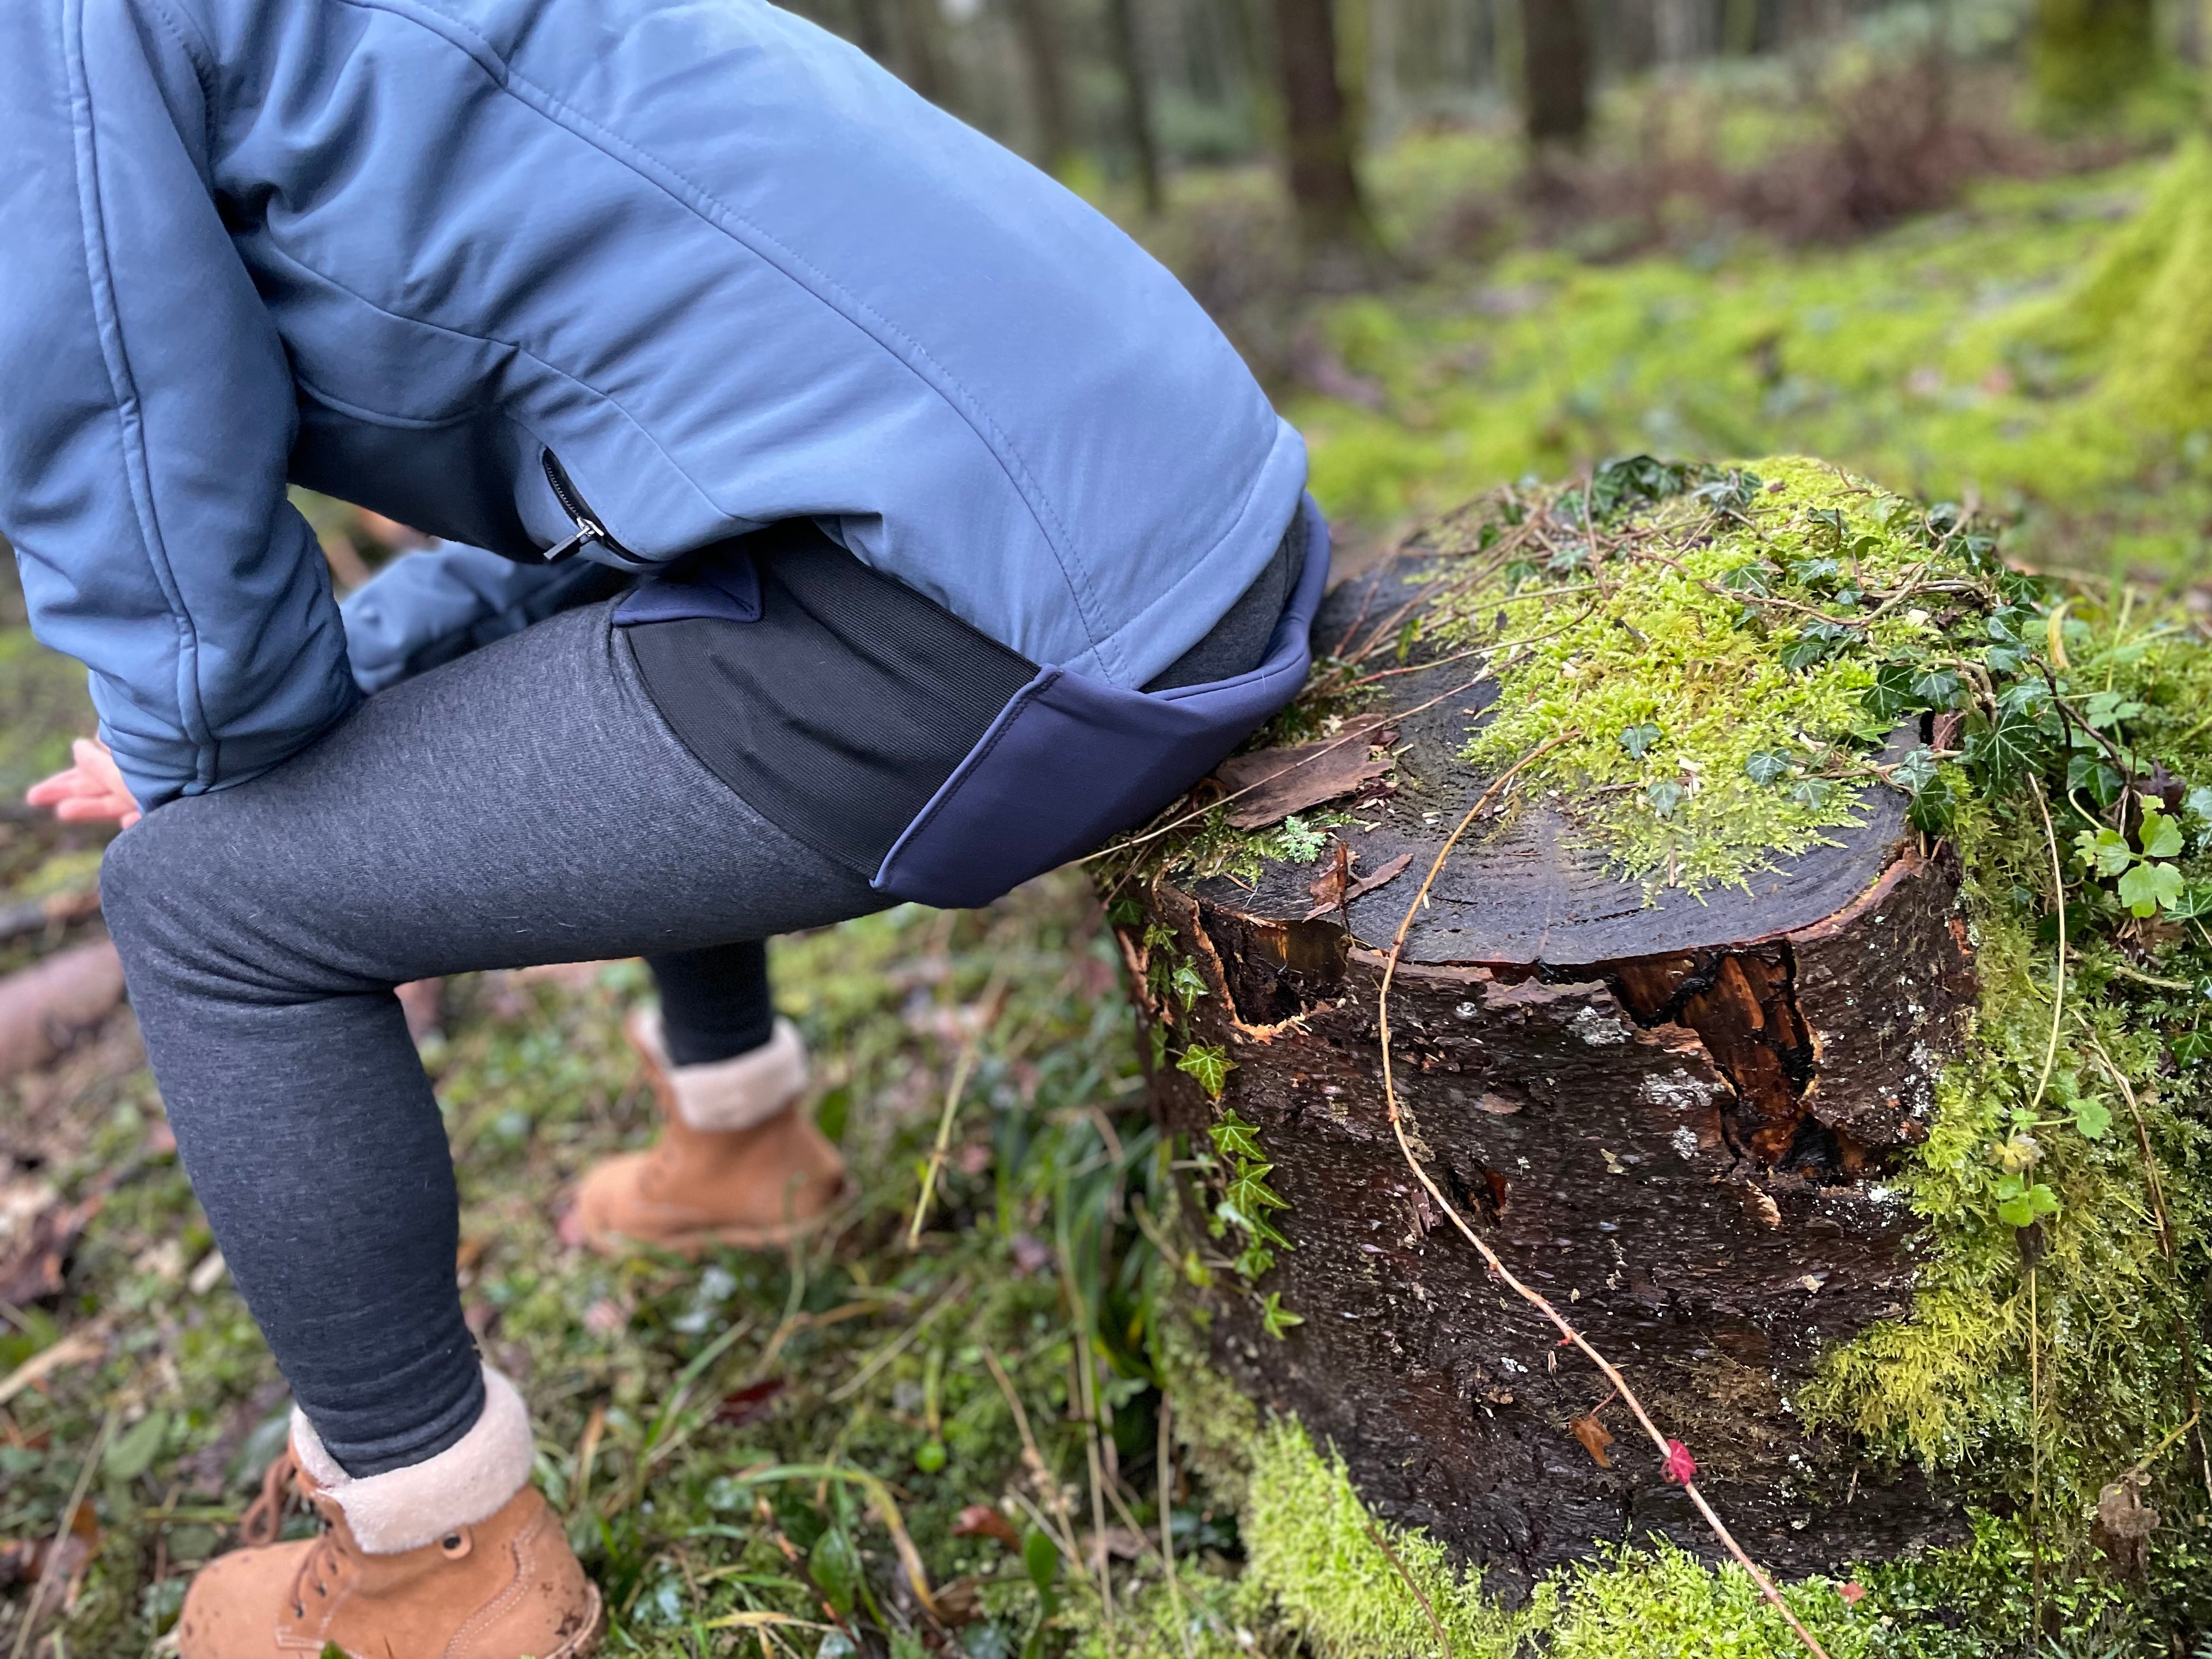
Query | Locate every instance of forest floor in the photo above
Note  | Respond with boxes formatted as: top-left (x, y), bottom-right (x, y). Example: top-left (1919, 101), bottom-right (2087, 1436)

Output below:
top-left (2, 131), bottom-right (2208, 1658)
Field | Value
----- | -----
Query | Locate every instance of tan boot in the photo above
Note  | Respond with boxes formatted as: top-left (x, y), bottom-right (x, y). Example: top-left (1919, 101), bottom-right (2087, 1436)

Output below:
top-left (571, 1010), bottom-right (849, 1256)
top-left (176, 1368), bottom-right (603, 1659)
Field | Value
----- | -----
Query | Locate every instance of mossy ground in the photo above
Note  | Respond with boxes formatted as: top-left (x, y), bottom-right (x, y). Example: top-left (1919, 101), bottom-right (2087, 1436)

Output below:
top-left (14, 120), bottom-right (2212, 1659)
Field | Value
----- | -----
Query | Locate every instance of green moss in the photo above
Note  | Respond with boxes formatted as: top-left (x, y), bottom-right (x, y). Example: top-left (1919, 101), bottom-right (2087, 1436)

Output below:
top-left (1442, 454), bottom-right (1959, 891)
top-left (1239, 1418), bottom-right (1544, 1659)
top-left (1797, 596), bottom-right (2212, 1548)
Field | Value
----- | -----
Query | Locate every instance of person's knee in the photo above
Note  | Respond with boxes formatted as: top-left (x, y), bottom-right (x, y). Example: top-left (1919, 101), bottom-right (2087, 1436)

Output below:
top-left (99, 800), bottom-right (262, 991)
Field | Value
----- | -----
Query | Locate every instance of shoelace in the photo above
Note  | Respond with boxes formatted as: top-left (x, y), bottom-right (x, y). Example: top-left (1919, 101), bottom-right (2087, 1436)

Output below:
top-left (237, 1448), bottom-right (300, 1548)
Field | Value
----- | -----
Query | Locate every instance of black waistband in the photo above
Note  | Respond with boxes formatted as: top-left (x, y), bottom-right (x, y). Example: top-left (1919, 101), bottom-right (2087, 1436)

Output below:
top-left (622, 520), bottom-right (1300, 876)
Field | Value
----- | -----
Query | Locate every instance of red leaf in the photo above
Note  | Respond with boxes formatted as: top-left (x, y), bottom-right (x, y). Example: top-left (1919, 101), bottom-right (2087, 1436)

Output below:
top-left (1838, 1581), bottom-right (1866, 1605)
top-left (713, 1377), bottom-right (787, 1427)
top-left (952, 1505), bottom-right (1021, 1550)
top-left (1661, 1440), bottom-right (1698, 1484)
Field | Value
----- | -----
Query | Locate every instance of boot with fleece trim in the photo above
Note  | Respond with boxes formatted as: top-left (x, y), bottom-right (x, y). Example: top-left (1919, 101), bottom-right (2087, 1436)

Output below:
top-left (570, 1009), bottom-right (849, 1256)
top-left (175, 1366), bottom-right (602, 1659)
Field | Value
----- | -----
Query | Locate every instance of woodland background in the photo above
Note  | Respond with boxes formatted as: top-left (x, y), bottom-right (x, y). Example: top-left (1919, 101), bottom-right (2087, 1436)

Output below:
top-left (6, 0), bottom-right (2212, 1652)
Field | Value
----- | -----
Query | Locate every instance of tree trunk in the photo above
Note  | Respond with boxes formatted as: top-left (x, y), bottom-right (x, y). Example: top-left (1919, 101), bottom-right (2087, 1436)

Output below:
top-left (1521, 0), bottom-right (1591, 146)
top-left (1127, 552), bottom-right (1979, 1584)
top-left (2031, 0), bottom-right (2158, 122)
top-left (892, 0), bottom-right (951, 105)
top-left (1010, 0), bottom-right (1079, 176)
top-left (1271, 0), bottom-right (1377, 256)
top-left (1107, 0), bottom-right (1166, 212)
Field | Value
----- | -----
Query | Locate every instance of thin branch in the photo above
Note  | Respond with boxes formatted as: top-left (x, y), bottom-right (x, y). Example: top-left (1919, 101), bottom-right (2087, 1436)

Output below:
top-left (1374, 732), bottom-right (1833, 1659)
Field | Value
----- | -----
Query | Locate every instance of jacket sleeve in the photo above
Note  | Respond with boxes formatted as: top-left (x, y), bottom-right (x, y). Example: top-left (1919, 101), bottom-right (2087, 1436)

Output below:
top-left (0, 1), bottom-right (359, 810)
top-left (341, 542), bottom-right (632, 694)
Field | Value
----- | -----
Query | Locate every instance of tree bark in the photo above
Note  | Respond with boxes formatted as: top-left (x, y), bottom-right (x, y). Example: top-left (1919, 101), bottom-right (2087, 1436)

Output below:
top-left (1271, 0), bottom-right (1377, 256)
top-left (892, 0), bottom-right (951, 105)
top-left (1127, 552), bottom-right (1979, 1582)
top-left (2031, 0), bottom-right (2158, 122)
top-left (1009, 0), bottom-right (1079, 176)
top-left (1521, 0), bottom-right (1592, 146)
top-left (1107, 0), bottom-right (1166, 212)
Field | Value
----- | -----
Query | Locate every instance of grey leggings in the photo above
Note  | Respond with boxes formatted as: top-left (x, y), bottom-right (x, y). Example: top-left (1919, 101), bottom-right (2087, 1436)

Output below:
top-left (100, 604), bottom-right (884, 1476)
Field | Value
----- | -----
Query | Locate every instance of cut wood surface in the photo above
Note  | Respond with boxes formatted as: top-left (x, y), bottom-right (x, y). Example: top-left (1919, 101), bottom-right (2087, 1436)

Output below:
top-left (1137, 553), bottom-right (1979, 1583)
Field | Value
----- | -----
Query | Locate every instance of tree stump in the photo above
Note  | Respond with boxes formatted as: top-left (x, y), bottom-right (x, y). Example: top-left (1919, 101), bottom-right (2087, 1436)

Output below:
top-left (1132, 546), bottom-right (1980, 1586)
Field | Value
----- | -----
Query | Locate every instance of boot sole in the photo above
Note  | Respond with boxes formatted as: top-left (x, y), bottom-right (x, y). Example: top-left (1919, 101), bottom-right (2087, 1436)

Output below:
top-left (555, 1582), bottom-right (608, 1658)
top-left (577, 1182), bottom-right (854, 1260)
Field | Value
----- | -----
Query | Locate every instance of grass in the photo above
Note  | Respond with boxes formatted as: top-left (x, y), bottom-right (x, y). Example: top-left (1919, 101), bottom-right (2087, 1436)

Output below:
top-left (7, 104), bottom-right (2212, 1659)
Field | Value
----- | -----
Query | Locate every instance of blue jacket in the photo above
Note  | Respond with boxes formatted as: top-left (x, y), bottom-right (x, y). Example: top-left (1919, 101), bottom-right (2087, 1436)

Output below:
top-left (0, 0), bottom-right (1306, 810)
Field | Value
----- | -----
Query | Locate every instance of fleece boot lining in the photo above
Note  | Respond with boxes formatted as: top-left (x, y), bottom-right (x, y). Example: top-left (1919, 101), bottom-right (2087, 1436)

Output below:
top-left (290, 1365), bottom-right (535, 1554)
top-left (634, 1008), bottom-right (808, 1132)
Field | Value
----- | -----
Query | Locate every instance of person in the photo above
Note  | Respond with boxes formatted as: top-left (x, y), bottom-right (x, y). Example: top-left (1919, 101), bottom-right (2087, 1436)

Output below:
top-left (0, 1), bottom-right (1323, 1654)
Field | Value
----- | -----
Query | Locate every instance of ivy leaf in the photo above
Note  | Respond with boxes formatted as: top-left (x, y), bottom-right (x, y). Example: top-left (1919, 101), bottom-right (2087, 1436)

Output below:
top-left (1779, 635), bottom-right (1835, 672)
top-left (1503, 558), bottom-right (1543, 590)
top-left (2187, 785), bottom-right (2212, 827)
top-left (1721, 561), bottom-right (1775, 595)
top-left (1224, 1163), bottom-right (1290, 1218)
top-left (2068, 752), bottom-right (2126, 809)
top-left (2140, 808), bottom-right (2184, 861)
top-left (1177, 1044), bottom-right (1234, 1100)
top-left (1168, 961), bottom-right (1209, 1010)
top-left (1907, 774), bottom-right (1957, 836)
top-left (1209, 1108), bottom-right (1265, 1164)
top-left (1645, 781), bottom-right (1687, 818)
top-left (1233, 1241), bottom-right (1277, 1280)
top-left (1863, 662), bottom-right (1922, 722)
top-left (1889, 746), bottom-right (1940, 797)
top-left (1910, 668), bottom-right (1962, 709)
top-left (1618, 723), bottom-right (1662, 759)
top-left (1745, 749), bottom-right (1793, 786)
top-left (2166, 878), bottom-right (2212, 921)
top-left (1790, 556), bottom-right (1842, 585)
top-left (1790, 778), bottom-right (1834, 809)
top-left (1259, 1292), bottom-right (1305, 1340)
top-left (2176, 1030), bottom-right (2212, 1066)
top-left (2073, 1096), bottom-right (2113, 1141)
top-left (1963, 706), bottom-right (2047, 785)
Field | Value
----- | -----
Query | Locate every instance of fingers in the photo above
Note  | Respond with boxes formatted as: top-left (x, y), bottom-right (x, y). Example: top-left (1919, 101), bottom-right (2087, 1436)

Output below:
top-left (26, 737), bottom-right (139, 825)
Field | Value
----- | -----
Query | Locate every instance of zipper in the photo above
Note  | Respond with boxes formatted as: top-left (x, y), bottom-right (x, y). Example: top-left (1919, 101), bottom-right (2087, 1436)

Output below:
top-left (538, 449), bottom-right (635, 562)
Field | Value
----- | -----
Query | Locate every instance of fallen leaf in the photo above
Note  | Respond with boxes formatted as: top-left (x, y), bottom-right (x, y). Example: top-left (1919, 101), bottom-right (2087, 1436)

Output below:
top-left (1567, 1412), bottom-right (1614, 1468)
top-left (1660, 1440), bottom-right (1698, 1484)
top-left (1838, 1581), bottom-right (1866, 1605)
top-left (1306, 839), bottom-right (1354, 915)
top-left (1215, 729), bottom-right (1392, 830)
top-left (951, 1505), bottom-right (1021, 1550)
top-left (714, 1377), bottom-right (787, 1427)
top-left (1741, 1185), bottom-right (1782, 1230)
top-left (1304, 851), bottom-right (1415, 922)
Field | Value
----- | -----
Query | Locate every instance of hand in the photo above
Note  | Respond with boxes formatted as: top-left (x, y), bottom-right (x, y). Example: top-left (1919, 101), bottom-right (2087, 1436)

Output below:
top-left (28, 737), bottom-right (142, 828)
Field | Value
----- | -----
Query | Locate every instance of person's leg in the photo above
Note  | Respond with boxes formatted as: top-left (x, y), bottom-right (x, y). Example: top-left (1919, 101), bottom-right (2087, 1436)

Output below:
top-left (646, 941), bottom-right (776, 1065)
top-left (100, 601), bottom-right (882, 1478)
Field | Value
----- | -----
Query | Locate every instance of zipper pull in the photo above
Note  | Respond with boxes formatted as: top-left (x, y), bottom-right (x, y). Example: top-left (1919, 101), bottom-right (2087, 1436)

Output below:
top-left (539, 449), bottom-right (618, 563)
top-left (540, 517), bottom-right (605, 563)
